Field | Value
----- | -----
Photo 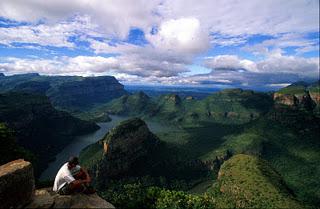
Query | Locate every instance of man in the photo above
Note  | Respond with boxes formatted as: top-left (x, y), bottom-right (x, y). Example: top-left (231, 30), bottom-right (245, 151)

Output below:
top-left (53, 156), bottom-right (95, 195)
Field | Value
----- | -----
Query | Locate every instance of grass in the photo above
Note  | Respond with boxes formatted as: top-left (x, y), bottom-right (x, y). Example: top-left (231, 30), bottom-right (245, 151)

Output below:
top-left (157, 121), bottom-right (244, 160)
top-left (278, 85), bottom-right (307, 95)
top-left (212, 154), bottom-right (304, 209)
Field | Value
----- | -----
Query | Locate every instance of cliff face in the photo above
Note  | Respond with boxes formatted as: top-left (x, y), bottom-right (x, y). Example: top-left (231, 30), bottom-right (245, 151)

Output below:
top-left (100, 118), bottom-right (160, 177)
top-left (273, 82), bottom-right (319, 111)
top-left (273, 92), bottom-right (316, 110)
top-left (0, 159), bottom-right (115, 209)
top-left (48, 76), bottom-right (127, 109)
top-left (0, 74), bottom-right (128, 110)
top-left (80, 118), bottom-right (160, 186)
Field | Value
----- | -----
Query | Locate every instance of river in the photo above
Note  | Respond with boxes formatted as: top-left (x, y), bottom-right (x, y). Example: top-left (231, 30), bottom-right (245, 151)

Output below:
top-left (39, 115), bottom-right (171, 180)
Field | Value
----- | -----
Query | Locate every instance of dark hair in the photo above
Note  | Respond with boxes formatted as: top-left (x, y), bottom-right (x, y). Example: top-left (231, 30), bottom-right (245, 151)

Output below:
top-left (68, 156), bottom-right (79, 165)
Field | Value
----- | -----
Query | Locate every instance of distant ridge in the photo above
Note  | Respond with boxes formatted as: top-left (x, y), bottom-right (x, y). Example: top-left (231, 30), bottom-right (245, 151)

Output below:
top-left (0, 74), bottom-right (128, 110)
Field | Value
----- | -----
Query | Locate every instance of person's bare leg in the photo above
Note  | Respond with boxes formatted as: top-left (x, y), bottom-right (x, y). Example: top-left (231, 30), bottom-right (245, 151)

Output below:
top-left (69, 181), bottom-right (85, 193)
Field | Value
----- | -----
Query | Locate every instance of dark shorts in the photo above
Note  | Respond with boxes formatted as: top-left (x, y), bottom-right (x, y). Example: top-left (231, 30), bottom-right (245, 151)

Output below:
top-left (58, 182), bottom-right (95, 195)
top-left (58, 183), bottom-right (72, 195)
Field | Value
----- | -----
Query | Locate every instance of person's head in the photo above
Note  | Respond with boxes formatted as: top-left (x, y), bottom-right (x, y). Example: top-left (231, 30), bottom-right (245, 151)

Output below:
top-left (67, 156), bottom-right (79, 169)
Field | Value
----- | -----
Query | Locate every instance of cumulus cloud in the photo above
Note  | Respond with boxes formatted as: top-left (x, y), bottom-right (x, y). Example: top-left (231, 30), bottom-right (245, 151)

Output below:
top-left (0, 53), bottom-right (189, 78)
top-left (0, 0), bottom-right (318, 89)
top-left (1, 0), bottom-right (318, 39)
top-left (146, 17), bottom-right (210, 54)
top-left (159, 0), bottom-right (319, 36)
top-left (0, 0), bottom-right (161, 38)
top-left (204, 55), bottom-right (257, 72)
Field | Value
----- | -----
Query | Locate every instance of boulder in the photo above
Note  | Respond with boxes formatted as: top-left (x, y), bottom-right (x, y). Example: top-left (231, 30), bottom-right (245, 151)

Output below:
top-left (0, 159), bottom-right (35, 208)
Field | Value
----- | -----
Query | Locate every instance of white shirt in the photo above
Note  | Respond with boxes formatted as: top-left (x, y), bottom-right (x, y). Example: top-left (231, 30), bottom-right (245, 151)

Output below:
top-left (53, 162), bottom-right (80, 192)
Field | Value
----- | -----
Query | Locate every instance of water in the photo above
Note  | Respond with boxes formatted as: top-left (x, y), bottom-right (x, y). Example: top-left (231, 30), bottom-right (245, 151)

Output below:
top-left (39, 115), bottom-right (171, 180)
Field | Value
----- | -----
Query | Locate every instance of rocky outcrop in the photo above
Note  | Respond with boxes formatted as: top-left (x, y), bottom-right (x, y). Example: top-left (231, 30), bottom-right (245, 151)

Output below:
top-left (274, 81), bottom-right (319, 111)
top-left (273, 92), bottom-right (316, 110)
top-left (83, 118), bottom-right (161, 186)
top-left (185, 96), bottom-right (194, 100)
top-left (273, 93), bottom-right (298, 106)
top-left (100, 118), bottom-right (160, 177)
top-left (164, 94), bottom-right (182, 105)
top-left (309, 92), bottom-right (320, 105)
top-left (0, 159), bottom-right (35, 208)
top-left (26, 188), bottom-right (115, 209)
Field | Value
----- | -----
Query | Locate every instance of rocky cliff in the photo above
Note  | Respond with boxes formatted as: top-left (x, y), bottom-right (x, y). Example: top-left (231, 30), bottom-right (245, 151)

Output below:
top-left (273, 81), bottom-right (319, 111)
top-left (80, 118), bottom-right (161, 186)
top-left (0, 159), bottom-right (115, 209)
top-left (101, 118), bottom-right (160, 177)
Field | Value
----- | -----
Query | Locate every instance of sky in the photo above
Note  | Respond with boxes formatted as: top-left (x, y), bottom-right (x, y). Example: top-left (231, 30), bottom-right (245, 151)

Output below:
top-left (0, 0), bottom-right (319, 90)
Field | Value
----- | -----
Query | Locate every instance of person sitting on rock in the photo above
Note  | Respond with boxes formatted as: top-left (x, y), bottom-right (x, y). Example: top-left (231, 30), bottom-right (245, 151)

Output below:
top-left (53, 156), bottom-right (95, 195)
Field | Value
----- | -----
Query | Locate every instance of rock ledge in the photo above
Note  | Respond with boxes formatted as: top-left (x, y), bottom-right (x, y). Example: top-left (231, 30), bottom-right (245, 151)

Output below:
top-left (26, 188), bottom-right (115, 209)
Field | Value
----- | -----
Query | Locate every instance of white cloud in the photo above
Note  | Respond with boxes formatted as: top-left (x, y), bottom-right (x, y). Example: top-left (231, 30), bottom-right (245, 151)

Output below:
top-left (243, 33), bottom-right (319, 55)
top-left (0, 54), bottom-right (189, 78)
top-left (204, 55), bottom-right (257, 72)
top-left (204, 53), bottom-right (319, 77)
top-left (0, 0), bottom-right (161, 39)
top-left (0, 15), bottom-right (99, 48)
top-left (146, 17), bottom-right (210, 54)
top-left (0, 56), bottom-right (118, 76)
top-left (256, 54), bottom-right (319, 77)
top-left (0, 0), bottom-right (318, 89)
top-left (159, 0), bottom-right (319, 36)
top-left (1, 0), bottom-right (318, 40)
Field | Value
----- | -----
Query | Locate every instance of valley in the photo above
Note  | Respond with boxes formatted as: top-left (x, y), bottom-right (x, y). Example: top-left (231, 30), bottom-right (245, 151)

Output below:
top-left (0, 74), bottom-right (319, 208)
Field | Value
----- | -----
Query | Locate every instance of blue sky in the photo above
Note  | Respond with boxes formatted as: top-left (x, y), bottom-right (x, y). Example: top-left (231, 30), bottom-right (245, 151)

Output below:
top-left (0, 0), bottom-right (319, 90)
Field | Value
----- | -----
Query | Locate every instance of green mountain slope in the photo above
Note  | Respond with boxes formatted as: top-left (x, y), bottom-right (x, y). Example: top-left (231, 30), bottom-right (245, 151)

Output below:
top-left (0, 123), bottom-right (35, 165)
top-left (95, 88), bottom-right (273, 125)
top-left (0, 92), bottom-right (99, 175)
top-left (210, 154), bottom-right (304, 209)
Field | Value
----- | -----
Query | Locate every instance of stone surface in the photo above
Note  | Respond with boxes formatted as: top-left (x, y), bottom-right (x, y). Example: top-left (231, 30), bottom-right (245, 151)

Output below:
top-left (0, 159), bottom-right (35, 208)
top-left (26, 188), bottom-right (115, 209)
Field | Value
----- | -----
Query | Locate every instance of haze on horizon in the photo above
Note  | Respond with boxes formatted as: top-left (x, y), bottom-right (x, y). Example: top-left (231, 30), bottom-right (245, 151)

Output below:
top-left (0, 0), bottom-right (319, 90)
